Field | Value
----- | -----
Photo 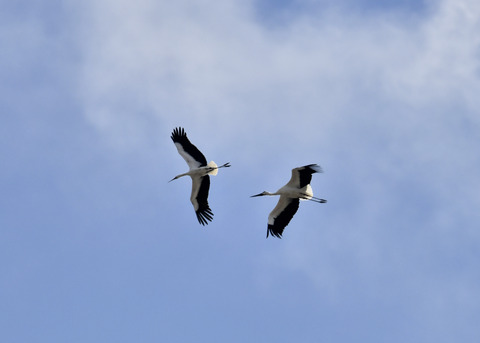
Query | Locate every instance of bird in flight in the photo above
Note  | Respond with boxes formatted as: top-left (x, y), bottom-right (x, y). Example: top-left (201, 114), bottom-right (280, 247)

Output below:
top-left (251, 164), bottom-right (326, 238)
top-left (170, 127), bottom-right (230, 225)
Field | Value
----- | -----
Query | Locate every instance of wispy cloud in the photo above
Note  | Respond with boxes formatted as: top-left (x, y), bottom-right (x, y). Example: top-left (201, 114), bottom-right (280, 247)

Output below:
top-left (77, 0), bottom-right (480, 238)
top-left (78, 0), bottom-right (480, 145)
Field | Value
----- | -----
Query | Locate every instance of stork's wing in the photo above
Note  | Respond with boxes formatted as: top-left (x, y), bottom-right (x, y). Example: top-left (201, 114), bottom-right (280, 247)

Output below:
top-left (267, 197), bottom-right (300, 238)
top-left (171, 127), bottom-right (207, 169)
top-left (191, 175), bottom-right (213, 225)
top-left (286, 164), bottom-right (322, 189)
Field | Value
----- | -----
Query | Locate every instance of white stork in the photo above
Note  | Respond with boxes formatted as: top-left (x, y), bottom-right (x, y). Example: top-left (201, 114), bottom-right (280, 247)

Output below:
top-left (251, 164), bottom-right (326, 238)
top-left (170, 127), bottom-right (230, 225)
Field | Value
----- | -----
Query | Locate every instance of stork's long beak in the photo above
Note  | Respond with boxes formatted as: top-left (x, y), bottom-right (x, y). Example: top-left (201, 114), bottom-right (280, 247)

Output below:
top-left (250, 193), bottom-right (263, 198)
top-left (168, 176), bottom-right (177, 183)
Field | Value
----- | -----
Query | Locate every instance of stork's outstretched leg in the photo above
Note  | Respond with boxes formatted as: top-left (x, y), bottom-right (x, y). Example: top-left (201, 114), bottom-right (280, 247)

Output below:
top-left (301, 193), bottom-right (327, 203)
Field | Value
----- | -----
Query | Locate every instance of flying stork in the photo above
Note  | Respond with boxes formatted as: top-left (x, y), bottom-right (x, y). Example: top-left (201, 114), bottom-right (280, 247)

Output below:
top-left (251, 164), bottom-right (326, 238)
top-left (170, 127), bottom-right (230, 225)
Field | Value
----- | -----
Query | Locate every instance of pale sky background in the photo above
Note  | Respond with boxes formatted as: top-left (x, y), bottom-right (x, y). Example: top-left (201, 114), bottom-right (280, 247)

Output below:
top-left (2, 0), bottom-right (480, 342)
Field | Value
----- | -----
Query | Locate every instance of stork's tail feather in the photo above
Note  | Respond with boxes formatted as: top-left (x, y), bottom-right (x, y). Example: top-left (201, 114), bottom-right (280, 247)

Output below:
top-left (207, 161), bottom-right (231, 175)
top-left (207, 161), bottom-right (218, 175)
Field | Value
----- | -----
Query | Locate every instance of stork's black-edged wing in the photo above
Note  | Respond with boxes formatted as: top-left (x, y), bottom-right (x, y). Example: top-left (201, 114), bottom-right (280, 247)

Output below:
top-left (267, 197), bottom-right (300, 238)
top-left (191, 175), bottom-right (213, 225)
top-left (292, 164), bottom-right (322, 188)
top-left (171, 127), bottom-right (207, 169)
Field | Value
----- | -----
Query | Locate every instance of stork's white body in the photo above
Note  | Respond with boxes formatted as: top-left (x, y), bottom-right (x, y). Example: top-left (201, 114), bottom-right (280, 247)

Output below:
top-left (171, 160), bottom-right (220, 180)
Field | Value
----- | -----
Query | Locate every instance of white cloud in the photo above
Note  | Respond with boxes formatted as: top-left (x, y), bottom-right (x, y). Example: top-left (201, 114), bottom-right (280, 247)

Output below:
top-left (77, 0), bottom-right (480, 146)
top-left (77, 2), bottom-right (480, 328)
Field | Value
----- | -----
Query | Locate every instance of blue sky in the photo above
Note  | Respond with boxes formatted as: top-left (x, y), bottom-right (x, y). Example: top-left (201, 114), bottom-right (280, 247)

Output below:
top-left (2, 0), bottom-right (480, 342)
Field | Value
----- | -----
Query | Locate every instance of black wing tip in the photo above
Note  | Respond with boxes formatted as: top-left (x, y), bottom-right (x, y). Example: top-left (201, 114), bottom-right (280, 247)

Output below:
top-left (171, 127), bottom-right (187, 142)
top-left (303, 164), bottom-right (323, 173)
top-left (267, 224), bottom-right (284, 238)
top-left (196, 207), bottom-right (214, 226)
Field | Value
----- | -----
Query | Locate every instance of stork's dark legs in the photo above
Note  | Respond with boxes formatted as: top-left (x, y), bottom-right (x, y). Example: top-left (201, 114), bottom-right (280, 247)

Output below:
top-left (301, 193), bottom-right (327, 203)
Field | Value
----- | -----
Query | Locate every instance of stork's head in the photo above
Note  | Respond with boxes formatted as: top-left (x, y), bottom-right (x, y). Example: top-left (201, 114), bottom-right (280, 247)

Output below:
top-left (250, 191), bottom-right (272, 197)
top-left (168, 175), bottom-right (180, 182)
